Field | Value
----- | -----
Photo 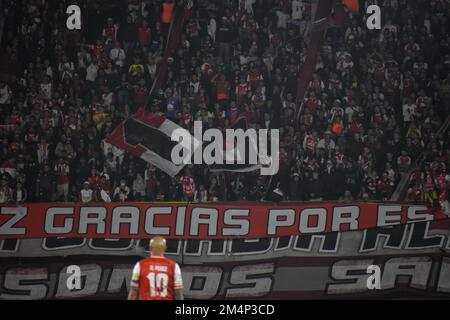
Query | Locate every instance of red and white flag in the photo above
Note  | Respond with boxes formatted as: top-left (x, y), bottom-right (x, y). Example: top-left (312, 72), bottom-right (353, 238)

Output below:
top-left (106, 108), bottom-right (188, 177)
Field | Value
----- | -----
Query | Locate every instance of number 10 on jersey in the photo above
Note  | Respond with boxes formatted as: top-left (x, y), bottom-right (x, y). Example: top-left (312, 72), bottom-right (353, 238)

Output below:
top-left (147, 272), bottom-right (169, 297)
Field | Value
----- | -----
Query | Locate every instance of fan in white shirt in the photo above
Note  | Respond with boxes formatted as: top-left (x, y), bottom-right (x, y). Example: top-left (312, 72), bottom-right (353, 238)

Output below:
top-left (0, 82), bottom-right (12, 105)
top-left (110, 42), bottom-right (126, 67)
top-left (86, 61), bottom-right (99, 82)
top-left (80, 182), bottom-right (94, 203)
top-left (292, 0), bottom-right (305, 20)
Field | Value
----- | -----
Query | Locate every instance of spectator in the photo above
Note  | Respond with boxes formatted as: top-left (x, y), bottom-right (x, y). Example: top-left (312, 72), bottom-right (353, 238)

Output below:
top-left (114, 179), bottom-right (131, 202)
top-left (133, 173), bottom-right (146, 201)
top-left (0, 0), bottom-right (447, 206)
top-left (0, 179), bottom-right (11, 204)
top-left (179, 169), bottom-right (195, 202)
top-left (194, 184), bottom-right (208, 202)
top-left (54, 158), bottom-right (70, 202)
top-left (80, 181), bottom-right (94, 203)
top-left (110, 41), bottom-right (127, 68)
top-left (138, 20), bottom-right (152, 49)
top-left (35, 164), bottom-right (53, 202)
top-left (11, 181), bottom-right (27, 203)
top-left (0, 81), bottom-right (12, 107)
top-left (216, 16), bottom-right (234, 68)
top-left (340, 190), bottom-right (354, 202)
top-left (397, 151), bottom-right (412, 173)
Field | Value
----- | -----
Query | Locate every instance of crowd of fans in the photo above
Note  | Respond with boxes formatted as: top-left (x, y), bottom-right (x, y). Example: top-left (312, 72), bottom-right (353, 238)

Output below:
top-left (0, 0), bottom-right (448, 209)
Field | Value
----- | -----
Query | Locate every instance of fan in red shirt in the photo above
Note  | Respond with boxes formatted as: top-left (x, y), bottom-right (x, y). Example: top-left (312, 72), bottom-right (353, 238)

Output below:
top-left (397, 151), bottom-right (411, 172)
top-left (212, 74), bottom-right (230, 103)
top-left (304, 91), bottom-right (320, 114)
top-left (92, 40), bottom-right (104, 59)
top-left (377, 172), bottom-right (394, 200)
top-left (138, 21), bottom-right (152, 48)
top-left (247, 66), bottom-right (263, 91)
top-left (102, 18), bottom-right (118, 44)
top-left (437, 169), bottom-right (450, 189)
top-left (128, 237), bottom-right (184, 300)
top-left (408, 182), bottom-right (423, 202)
top-left (179, 170), bottom-right (195, 202)
top-left (134, 80), bottom-right (148, 107)
top-left (54, 158), bottom-right (70, 201)
top-left (303, 131), bottom-right (319, 154)
top-left (371, 61), bottom-right (385, 83)
top-left (236, 76), bottom-right (249, 105)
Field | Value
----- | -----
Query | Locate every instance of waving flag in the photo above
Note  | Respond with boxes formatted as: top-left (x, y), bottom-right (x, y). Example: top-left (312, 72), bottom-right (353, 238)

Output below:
top-left (209, 117), bottom-right (261, 173)
top-left (342, 0), bottom-right (359, 14)
top-left (106, 108), bottom-right (187, 177)
top-left (106, 110), bottom-right (262, 176)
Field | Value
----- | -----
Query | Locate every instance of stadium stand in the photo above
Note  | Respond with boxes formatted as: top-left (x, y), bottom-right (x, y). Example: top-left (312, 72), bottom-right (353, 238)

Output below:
top-left (0, 0), bottom-right (448, 209)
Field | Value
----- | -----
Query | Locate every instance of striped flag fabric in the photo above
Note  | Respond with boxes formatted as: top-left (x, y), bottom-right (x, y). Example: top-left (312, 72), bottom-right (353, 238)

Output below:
top-left (106, 110), bottom-right (262, 177)
top-left (105, 108), bottom-right (188, 177)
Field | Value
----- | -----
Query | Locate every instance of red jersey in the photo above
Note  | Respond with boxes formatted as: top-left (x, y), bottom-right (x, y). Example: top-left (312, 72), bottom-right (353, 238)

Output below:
top-left (372, 65), bottom-right (385, 82)
top-left (216, 81), bottom-right (229, 100)
top-left (92, 45), bottom-right (104, 59)
top-left (348, 121), bottom-right (362, 135)
top-left (303, 134), bottom-right (318, 151)
top-left (310, 79), bottom-right (323, 91)
top-left (305, 97), bottom-right (320, 114)
top-left (8, 115), bottom-right (21, 125)
top-left (138, 27), bottom-right (151, 47)
top-left (180, 175), bottom-right (195, 197)
top-left (439, 189), bottom-right (448, 202)
top-left (437, 173), bottom-right (449, 188)
top-left (329, 79), bottom-right (342, 90)
top-left (248, 71), bottom-right (262, 90)
top-left (236, 83), bottom-right (249, 104)
top-left (397, 155), bottom-right (411, 169)
top-left (54, 163), bottom-right (69, 184)
top-left (408, 186), bottom-right (422, 201)
top-left (131, 256), bottom-right (183, 300)
top-left (103, 26), bottom-right (117, 42)
top-left (134, 87), bottom-right (148, 106)
top-left (424, 175), bottom-right (435, 191)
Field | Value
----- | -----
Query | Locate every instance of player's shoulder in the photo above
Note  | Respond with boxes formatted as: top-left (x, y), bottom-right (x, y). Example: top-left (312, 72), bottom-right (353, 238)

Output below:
top-left (157, 256), bottom-right (179, 267)
top-left (143, 256), bottom-right (177, 265)
top-left (137, 257), bottom-right (153, 266)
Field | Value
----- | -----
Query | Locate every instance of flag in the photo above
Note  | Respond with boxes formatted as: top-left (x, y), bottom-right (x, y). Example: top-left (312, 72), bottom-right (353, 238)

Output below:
top-left (100, 189), bottom-right (112, 203)
top-left (105, 108), bottom-right (188, 177)
top-left (106, 112), bottom-right (262, 177)
top-left (209, 117), bottom-right (261, 173)
top-left (106, 1), bottom-right (196, 177)
top-left (342, 0), bottom-right (359, 14)
top-left (148, 0), bottom-right (193, 99)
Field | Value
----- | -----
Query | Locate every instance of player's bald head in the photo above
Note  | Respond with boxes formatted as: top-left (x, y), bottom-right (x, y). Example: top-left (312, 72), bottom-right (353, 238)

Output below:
top-left (149, 236), bottom-right (167, 255)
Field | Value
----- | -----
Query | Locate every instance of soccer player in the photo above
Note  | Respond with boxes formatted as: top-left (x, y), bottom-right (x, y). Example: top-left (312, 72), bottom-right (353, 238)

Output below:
top-left (128, 236), bottom-right (184, 300)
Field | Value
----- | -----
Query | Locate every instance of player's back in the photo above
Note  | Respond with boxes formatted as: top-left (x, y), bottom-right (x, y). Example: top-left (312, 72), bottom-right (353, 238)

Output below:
top-left (135, 256), bottom-right (181, 300)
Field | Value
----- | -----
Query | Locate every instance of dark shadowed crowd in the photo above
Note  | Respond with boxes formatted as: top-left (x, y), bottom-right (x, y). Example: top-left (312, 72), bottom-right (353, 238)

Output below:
top-left (0, 0), bottom-right (448, 208)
